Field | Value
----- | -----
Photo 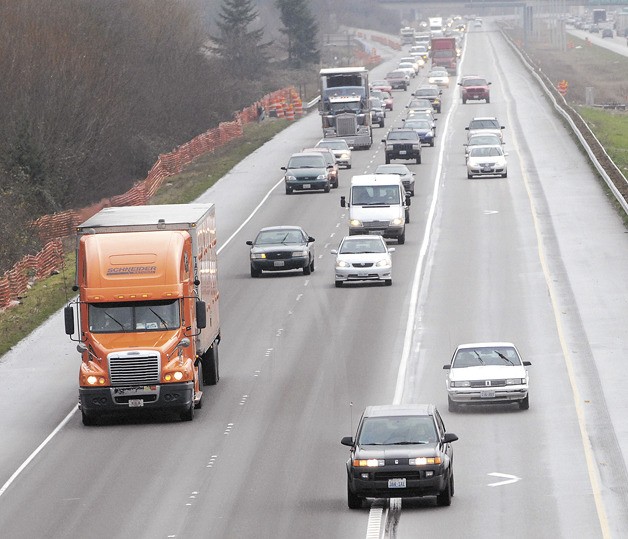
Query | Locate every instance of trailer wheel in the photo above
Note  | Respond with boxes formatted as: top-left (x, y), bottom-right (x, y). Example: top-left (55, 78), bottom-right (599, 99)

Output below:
top-left (203, 342), bottom-right (220, 385)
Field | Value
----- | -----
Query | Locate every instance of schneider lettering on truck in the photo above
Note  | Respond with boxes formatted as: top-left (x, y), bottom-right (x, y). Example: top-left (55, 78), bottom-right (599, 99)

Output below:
top-left (64, 204), bottom-right (221, 425)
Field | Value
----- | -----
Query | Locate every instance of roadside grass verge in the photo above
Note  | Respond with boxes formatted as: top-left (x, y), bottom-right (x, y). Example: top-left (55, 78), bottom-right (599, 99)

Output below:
top-left (577, 106), bottom-right (628, 176)
top-left (0, 118), bottom-right (290, 358)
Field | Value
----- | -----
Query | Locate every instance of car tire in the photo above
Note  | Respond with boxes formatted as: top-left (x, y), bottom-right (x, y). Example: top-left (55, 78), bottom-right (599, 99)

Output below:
top-left (202, 343), bottom-right (219, 385)
top-left (448, 396), bottom-right (459, 413)
top-left (309, 258), bottom-right (315, 273)
top-left (335, 280), bottom-right (343, 288)
top-left (430, 141), bottom-right (435, 147)
top-left (467, 173), bottom-right (473, 179)
top-left (462, 98), bottom-right (466, 104)
top-left (324, 183), bottom-right (331, 193)
top-left (385, 156), bottom-right (391, 164)
top-left (436, 473), bottom-right (453, 506)
top-left (519, 394), bottom-right (530, 410)
top-left (405, 210), bottom-right (410, 223)
top-left (416, 154), bottom-right (421, 164)
top-left (347, 482), bottom-right (363, 509)
top-left (384, 279), bottom-right (392, 286)
top-left (347, 164), bottom-right (352, 169)
top-left (251, 265), bottom-right (261, 278)
top-left (285, 187), bottom-right (292, 195)
top-left (397, 230), bottom-right (405, 245)
top-left (501, 173), bottom-right (507, 178)
top-left (486, 97), bottom-right (490, 103)
top-left (380, 120), bottom-right (385, 128)
top-left (303, 263), bottom-right (311, 276)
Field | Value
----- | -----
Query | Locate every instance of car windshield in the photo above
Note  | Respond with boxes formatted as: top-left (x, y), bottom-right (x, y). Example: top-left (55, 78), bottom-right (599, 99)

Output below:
top-left (352, 185), bottom-right (401, 205)
top-left (370, 98), bottom-right (383, 108)
top-left (318, 140), bottom-right (348, 150)
top-left (288, 155), bottom-right (325, 168)
top-left (452, 347), bottom-right (522, 368)
top-left (376, 165), bottom-right (409, 175)
top-left (469, 119), bottom-right (500, 129)
top-left (89, 300), bottom-right (180, 333)
top-left (255, 229), bottom-right (304, 245)
top-left (469, 136), bottom-right (500, 146)
top-left (463, 78), bottom-right (487, 86)
top-left (339, 238), bottom-right (386, 254)
top-left (358, 416), bottom-right (438, 445)
top-left (470, 146), bottom-right (503, 157)
top-left (415, 89), bottom-right (437, 97)
top-left (429, 71), bottom-right (448, 77)
top-left (406, 120), bottom-right (431, 130)
top-left (304, 149), bottom-right (334, 164)
top-left (409, 99), bottom-right (431, 109)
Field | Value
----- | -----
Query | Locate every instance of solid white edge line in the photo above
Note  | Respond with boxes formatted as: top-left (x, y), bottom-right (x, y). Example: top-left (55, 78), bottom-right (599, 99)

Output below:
top-left (0, 177), bottom-right (285, 500)
top-left (0, 406), bottom-right (77, 497)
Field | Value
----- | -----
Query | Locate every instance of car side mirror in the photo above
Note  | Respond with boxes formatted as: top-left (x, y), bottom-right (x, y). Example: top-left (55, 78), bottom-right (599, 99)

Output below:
top-left (465, 127), bottom-right (469, 130)
top-left (330, 249), bottom-right (338, 255)
top-left (523, 361), bottom-right (532, 366)
top-left (388, 247), bottom-right (395, 253)
top-left (341, 436), bottom-right (354, 447)
top-left (340, 196), bottom-right (346, 208)
top-left (443, 364), bottom-right (451, 370)
top-left (443, 432), bottom-right (459, 443)
top-left (308, 236), bottom-right (315, 243)
top-left (281, 166), bottom-right (287, 170)
top-left (246, 240), bottom-right (253, 245)
top-left (488, 82), bottom-right (492, 85)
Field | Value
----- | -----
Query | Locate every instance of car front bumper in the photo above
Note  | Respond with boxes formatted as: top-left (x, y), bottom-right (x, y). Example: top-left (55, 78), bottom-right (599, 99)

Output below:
top-left (447, 386), bottom-right (528, 404)
top-left (251, 256), bottom-right (309, 272)
top-left (467, 165), bottom-right (507, 177)
top-left (285, 179), bottom-right (329, 191)
top-left (335, 266), bottom-right (391, 283)
top-left (348, 467), bottom-right (448, 498)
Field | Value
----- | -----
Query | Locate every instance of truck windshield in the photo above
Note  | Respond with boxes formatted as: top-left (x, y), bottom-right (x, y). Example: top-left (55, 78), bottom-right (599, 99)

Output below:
top-left (89, 300), bottom-right (180, 333)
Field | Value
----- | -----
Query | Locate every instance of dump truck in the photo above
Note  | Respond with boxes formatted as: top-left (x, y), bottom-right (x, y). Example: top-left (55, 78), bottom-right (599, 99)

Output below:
top-left (430, 36), bottom-right (457, 74)
top-left (64, 204), bottom-right (220, 425)
top-left (319, 67), bottom-right (372, 150)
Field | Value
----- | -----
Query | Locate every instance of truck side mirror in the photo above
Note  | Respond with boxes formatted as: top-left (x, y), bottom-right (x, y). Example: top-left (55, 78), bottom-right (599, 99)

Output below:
top-left (196, 301), bottom-right (207, 329)
top-left (340, 196), bottom-right (346, 208)
top-left (64, 305), bottom-right (75, 335)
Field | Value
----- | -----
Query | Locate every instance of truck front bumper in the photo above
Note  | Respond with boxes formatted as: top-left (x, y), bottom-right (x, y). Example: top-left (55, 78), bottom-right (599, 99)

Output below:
top-left (79, 382), bottom-right (194, 416)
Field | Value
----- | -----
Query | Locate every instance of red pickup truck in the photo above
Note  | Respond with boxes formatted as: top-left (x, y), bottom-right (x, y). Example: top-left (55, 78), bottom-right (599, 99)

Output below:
top-left (458, 76), bottom-right (491, 104)
top-left (385, 70), bottom-right (409, 91)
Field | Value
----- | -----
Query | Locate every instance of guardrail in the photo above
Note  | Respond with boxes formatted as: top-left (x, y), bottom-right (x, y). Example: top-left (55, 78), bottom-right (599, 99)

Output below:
top-left (502, 29), bottom-right (628, 216)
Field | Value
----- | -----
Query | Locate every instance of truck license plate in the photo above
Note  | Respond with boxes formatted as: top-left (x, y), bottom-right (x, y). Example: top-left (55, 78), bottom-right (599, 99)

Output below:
top-left (273, 260), bottom-right (285, 267)
top-left (480, 390), bottom-right (495, 398)
top-left (128, 399), bottom-right (144, 408)
top-left (399, 150), bottom-right (406, 155)
top-left (302, 183), bottom-right (311, 189)
top-left (388, 478), bottom-right (406, 489)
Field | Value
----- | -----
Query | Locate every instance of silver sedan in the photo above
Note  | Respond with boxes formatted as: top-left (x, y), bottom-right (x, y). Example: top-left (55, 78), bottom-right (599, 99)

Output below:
top-left (332, 235), bottom-right (394, 287)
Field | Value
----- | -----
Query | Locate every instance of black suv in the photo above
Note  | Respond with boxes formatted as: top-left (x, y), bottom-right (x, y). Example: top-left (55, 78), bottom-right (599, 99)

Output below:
top-left (382, 129), bottom-right (422, 164)
top-left (341, 404), bottom-right (459, 509)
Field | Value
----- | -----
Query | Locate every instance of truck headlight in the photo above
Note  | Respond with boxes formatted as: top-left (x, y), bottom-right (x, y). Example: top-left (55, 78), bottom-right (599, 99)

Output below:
top-left (164, 371), bottom-right (184, 382)
top-left (349, 219), bottom-right (363, 227)
top-left (390, 218), bottom-right (404, 226)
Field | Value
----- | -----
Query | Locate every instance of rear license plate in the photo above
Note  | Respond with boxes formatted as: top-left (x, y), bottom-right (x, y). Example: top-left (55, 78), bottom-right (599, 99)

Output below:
top-left (302, 183), bottom-right (311, 189)
top-left (399, 150), bottom-right (407, 155)
top-left (273, 260), bottom-right (285, 267)
top-left (480, 390), bottom-right (495, 398)
top-left (388, 478), bottom-right (406, 489)
top-left (128, 399), bottom-right (144, 408)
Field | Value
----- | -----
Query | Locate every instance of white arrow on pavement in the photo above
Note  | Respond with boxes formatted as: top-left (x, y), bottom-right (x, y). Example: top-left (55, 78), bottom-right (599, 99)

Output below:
top-left (487, 472), bottom-right (521, 487)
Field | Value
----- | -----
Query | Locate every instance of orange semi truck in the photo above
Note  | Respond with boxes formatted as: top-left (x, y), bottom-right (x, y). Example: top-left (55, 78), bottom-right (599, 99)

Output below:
top-left (64, 204), bottom-right (220, 425)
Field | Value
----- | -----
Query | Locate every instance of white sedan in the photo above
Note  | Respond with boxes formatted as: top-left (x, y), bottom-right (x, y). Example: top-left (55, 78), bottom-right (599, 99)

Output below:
top-left (466, 145), bottom-right (508, 178)
top-left (427, 69), bottom-right (450, 88)
top-left (443, 342), bottom-right (531, 412)
top-left (332, 235), bottom-right (394, 287)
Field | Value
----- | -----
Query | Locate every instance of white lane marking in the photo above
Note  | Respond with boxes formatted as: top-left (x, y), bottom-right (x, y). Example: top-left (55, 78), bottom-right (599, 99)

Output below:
top-left (484, 210), bottom-right (499, 215)
top-left (0, 406), bottom-right (77, 497)
top-left (487, 472), bottom-right (522, 487)
top-left (366, 501), bottom-right (386, 539)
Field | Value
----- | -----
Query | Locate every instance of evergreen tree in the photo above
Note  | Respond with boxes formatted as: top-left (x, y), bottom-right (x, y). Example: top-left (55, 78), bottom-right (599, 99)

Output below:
top-left (275, 0), bottom-right (320, 68)
top-left (209, 0), bottom-right (271, 78)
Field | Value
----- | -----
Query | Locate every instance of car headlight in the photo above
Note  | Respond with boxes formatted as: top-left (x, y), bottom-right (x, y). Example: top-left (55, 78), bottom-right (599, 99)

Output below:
top-left (375, 258), bottom-right (391, 268)
top-left (390, 218), bottom-right (404, 226)
top-left (412, 144), bottom-right (420, 150)
top-left (251, 253), bottom-right (267, 259)
top-left (340, 152), bottom-right (350, 159)
top-left (337, 260), bottom-right (351, 268)
top-left (285, 175), bottom-right (296, 181)
top-left (434, 98), bottom-right (440, 104)
top-left (349, 219), bottom-right (363, 227)
top-left (410, 456), bottom-right (442, 465)
top-left (450, 380), bottom-right (470, 387)
top-left (353, 459), bottom-right (384, 467)
top-left (317, 174), bottom-right (327, 180)
top-left (506, 378), bottom-right (526, 385)
top-left (292, 250), bottom-right (308, 257)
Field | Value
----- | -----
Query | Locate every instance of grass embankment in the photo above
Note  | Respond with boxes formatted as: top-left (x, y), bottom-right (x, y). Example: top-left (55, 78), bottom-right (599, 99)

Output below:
top-left (577, 107), bottom-right (628, 176)
top-left (0, 118), bottom-right (290, 358)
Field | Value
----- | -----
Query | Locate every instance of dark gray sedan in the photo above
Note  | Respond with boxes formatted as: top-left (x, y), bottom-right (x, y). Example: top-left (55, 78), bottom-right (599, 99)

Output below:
top-left (246, 226), bottom-right (315, 278)
top-left (341, 404), bottom-right (458, 509)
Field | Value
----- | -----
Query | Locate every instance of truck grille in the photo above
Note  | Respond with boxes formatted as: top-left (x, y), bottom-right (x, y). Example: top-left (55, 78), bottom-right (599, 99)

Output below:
top-left (109, 352), bottom-right (160, 386)
top-left (336, 114), bottom-right (357, 136)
